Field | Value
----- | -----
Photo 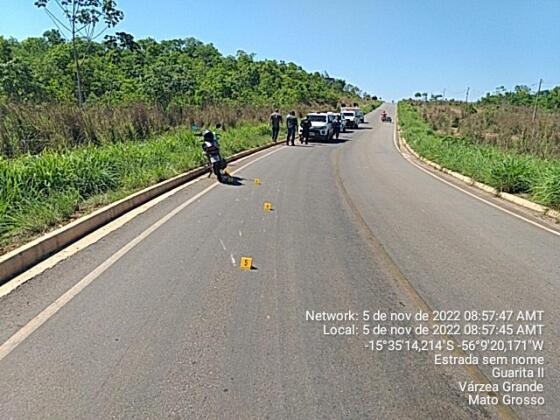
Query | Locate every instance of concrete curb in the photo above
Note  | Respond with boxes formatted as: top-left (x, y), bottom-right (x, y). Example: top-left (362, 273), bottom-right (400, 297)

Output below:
top-left (0, 140), bottom-right (282, 285)
top-left (396, 128), bottom-right (559, 223)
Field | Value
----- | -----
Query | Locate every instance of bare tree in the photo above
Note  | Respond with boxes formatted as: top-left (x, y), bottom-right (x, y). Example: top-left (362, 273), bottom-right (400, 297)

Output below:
top-left (35, 0), bottom-right (124, 107)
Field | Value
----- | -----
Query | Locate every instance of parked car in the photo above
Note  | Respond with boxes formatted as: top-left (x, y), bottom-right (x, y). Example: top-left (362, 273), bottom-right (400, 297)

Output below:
top-left (342, 110), bottom-right (360, 128)
top-left (341, 106), bottom-right (364, 123)
top-left (299, 112), bottom-right (335, 141)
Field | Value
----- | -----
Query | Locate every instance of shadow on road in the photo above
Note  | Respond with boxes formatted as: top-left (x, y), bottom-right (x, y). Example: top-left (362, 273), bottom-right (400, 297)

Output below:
top-left (311, 138), bottom-right (349, 145)
top-left (221, 176), bottom-right (245, 186)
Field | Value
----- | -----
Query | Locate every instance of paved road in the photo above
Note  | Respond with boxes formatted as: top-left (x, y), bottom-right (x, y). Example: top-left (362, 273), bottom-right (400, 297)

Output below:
top-left (0, 105), bottom-right (558, 419)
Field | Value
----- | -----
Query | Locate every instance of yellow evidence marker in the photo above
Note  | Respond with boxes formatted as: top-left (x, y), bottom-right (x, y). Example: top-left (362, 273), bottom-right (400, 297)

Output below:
top-left (240, 257), bottom-right (253, 270)
top-left (263, 202), bottom-right (272, 212)
top-left (254, 178), bottom-right (261, 185)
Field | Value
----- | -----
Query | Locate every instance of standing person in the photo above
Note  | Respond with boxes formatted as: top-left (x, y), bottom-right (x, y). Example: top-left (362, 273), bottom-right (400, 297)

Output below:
top-left (333, 116), bottom-right (341, 140)
top-left (286, 111), bottom-right (298, 146)
top-left (270, 109), bottom-right (282, 142)
top-left (300, 114), bottom-right (311, 144)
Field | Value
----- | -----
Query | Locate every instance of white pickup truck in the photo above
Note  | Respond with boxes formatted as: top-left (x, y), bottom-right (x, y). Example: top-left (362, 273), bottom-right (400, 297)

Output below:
top-left (299, 112), bottom-right (335, 141)
top-left (341, 106), bottom-right (364, 125)
top-left (341, 110), bottom-right (360, 129)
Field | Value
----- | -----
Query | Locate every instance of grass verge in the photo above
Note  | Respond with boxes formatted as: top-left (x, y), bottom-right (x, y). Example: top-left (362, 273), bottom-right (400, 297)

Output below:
top-left (362, 100), bottom-right (383, 114)
top-left (398, 102), bottom-right (560, 210)
top-left (0, 123), bottom-right (274, 253)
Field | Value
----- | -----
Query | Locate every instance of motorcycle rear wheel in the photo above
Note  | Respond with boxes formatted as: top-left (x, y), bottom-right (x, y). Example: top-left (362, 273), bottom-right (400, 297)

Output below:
top-left (213, 162), bottom-right (226, 183)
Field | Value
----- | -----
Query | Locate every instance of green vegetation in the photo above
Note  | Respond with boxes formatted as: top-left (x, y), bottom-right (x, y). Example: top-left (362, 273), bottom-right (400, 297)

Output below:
top-left (480, 85), bottom-right (560, 111)
top-left (398, 102), bottom-right (560, 209)
top-left (0, 33), bottom-right (363, 156)
top-left (0, 1), bottom-right (372, 253)
top-left (0, 33), bottom-right (362, 109)
top-left (414, 100), bottom-right (560, 159)
top-left (362, 100), bottom-right (383, 114)
top-left (0, 124), bottom-right (272, 252)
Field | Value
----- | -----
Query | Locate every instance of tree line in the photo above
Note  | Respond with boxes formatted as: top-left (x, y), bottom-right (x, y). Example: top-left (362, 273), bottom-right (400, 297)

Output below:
top-left (0, 31), bottom-right (362, 109)
top-left (480, 85), bottom-right (560, 111)
top-left (413, 85), bottom-right (560, 111)
top-left (0, 0), bottom-right (370, 157)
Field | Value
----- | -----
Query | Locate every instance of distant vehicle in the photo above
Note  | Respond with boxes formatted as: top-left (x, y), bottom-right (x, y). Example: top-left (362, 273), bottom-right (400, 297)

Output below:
top-left (342, 106), bottom-right (364, 123)
top-left (299, 112), bottom-right (335, 141)
top-left (342, 110), bottom-right (360, 129)
top-left (381, 110), bottom-right (392, 123)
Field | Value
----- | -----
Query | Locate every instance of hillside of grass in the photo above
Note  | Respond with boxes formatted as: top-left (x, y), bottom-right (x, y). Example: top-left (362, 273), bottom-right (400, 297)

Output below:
top-left (398, 102), bottom-right (560, 210)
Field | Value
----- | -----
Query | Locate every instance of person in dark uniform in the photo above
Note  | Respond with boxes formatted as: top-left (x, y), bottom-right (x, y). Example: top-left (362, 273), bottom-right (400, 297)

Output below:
top-left (286, 111), bottom-right (298, 146)
top-left (300, 115), bottom-right (311, 144)
top-left (333, 116), bottom-right (342, 140)
top-left (270, 109), bottom-right (282, 142)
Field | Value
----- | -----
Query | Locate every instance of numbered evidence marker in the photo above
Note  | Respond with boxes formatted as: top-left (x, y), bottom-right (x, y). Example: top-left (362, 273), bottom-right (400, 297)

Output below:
top-left (240, 256), bottom-right (253, 270)
top-left (263, 201), bottom-right (272, 212)
top-left (254, 178), bottom-right (261, 185)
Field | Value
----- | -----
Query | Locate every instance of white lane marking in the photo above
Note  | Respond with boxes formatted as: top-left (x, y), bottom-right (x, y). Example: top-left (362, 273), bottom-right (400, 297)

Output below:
top-left (219, 239), bottom-right (226, 251)
top-left (230, 254), bottom-right (236, 266)
top-left (0, 145), bottom-right (281, 299)
top-left (0, 146), bottom-right (284, 363)
top-left (392, 115), bottom-right (560, 238)
top-left (238, 231), bottom-right (242, 237)
top-left (0, 177), bottom-right (199, 299)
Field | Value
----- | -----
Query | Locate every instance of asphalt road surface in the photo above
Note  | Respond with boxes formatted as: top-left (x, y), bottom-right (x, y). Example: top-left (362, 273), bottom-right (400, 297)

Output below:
top-left (0, 105), bottom-right (558, 419)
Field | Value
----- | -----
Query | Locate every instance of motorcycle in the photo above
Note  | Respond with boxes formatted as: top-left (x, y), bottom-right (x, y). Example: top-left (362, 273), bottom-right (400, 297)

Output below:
top-left (381, 111), bottom-right (392, 123)
top-left (201, 130), bottom-right (228, 182)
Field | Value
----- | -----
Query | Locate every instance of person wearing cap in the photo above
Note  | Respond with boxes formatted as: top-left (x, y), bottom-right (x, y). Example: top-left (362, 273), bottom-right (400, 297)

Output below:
top-left (300, 115), bottom-right (311, 144)
top-left (333, 116), bottom-right (341, 140)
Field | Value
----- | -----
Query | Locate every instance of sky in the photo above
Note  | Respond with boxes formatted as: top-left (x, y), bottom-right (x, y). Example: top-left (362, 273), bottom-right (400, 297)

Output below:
top-left (1, 0), bottom-right (559, 100)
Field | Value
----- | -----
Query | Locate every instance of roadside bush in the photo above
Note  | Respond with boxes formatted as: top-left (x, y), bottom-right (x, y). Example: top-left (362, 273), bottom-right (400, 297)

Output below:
top-left (361, 101), bottom-right (382, 114)
top-left (532, 166), bottom-right (560, 208)
top-left (489, 156), bottom-right (537, 193)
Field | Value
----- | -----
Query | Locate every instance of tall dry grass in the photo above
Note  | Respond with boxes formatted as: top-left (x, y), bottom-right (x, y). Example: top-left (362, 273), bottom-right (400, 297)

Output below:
top-left (400, 102), bottom-right (560, 209)
top-left (415, 102), bottom-right (560, 159)
top-left (0, 101), bottom-right (322, 158)
top-left (0, 122), bottom-right (275, 252)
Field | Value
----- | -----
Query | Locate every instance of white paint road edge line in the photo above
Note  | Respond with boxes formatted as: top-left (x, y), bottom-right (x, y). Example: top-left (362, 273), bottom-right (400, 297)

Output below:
top-left (0, 146), bottom-right (284, 363)
top-left (0, 145), bottom-right (280, 299)
top-left (392, 112), bottom-right (560, 238)
top-left (0, 177), bottom-right (201, 299)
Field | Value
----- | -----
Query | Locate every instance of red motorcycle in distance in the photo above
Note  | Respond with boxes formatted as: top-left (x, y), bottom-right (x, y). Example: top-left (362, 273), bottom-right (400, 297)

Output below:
top-left (381, 111), bottom-right (392, 123)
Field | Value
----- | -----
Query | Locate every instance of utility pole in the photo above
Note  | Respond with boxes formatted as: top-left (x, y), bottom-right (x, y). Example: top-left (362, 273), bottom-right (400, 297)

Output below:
top-left (530, 78), bottom-right (543, 143)
top-left (531, 78), bottom-right (543, 124)
top-left (443, 88), bottom-right (446, 101)
top-left (465, 87), bottom-right (470, 103)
